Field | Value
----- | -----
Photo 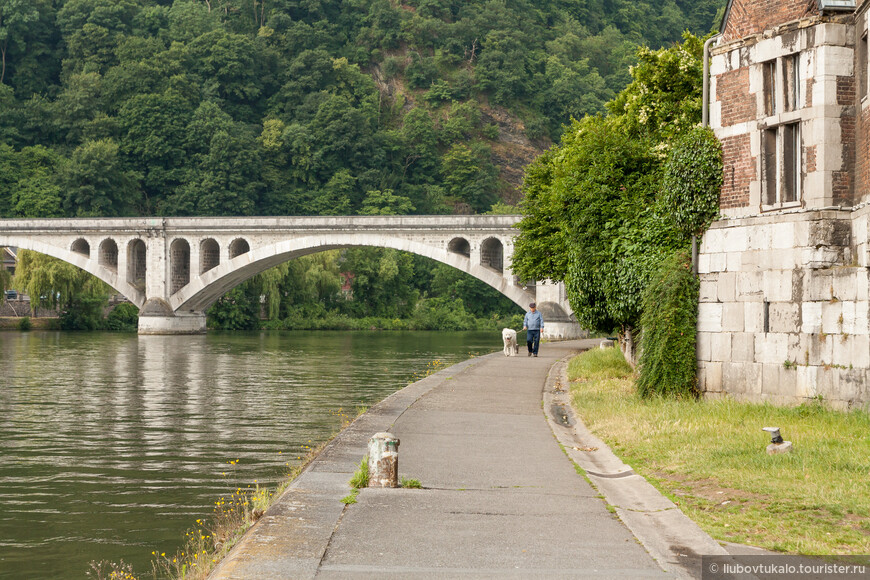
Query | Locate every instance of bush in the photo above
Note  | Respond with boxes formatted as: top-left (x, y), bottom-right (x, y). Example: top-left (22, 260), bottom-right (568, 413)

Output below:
top-left (59, 296), bottom-right (106, 330)
top-left (105, 303), bottom-right (139, 331)
top-left (661, 126), bottom-right (723, 237)
top-left (18, 316), bottom-right (31, 331)
top-left (410, 297), bottom-right (473, 330)
top-left (636, 250), bottom-right (699, 398)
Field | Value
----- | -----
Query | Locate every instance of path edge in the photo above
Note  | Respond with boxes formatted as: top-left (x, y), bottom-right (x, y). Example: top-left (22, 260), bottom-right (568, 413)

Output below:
top-left (207, 351), bottom-right (501, 579)
top-left (542, 352), bottom-right (732, 580)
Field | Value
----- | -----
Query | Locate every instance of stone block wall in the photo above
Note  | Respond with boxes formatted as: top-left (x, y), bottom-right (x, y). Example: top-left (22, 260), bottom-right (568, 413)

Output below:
top-left (722, 0), bottom-right (818, 43)
top-left (697, 210), bottom-right (870, 409)
top-left (711, 18), bottom-right (856, 217)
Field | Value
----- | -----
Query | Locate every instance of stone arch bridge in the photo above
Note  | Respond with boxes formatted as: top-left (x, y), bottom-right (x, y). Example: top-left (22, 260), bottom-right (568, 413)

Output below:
top-left (0, 215), bottom-right (580, 337)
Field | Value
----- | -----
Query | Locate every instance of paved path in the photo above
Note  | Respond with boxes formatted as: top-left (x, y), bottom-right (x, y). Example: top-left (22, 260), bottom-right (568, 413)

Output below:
top-left (210, 340), bottom-right (726, 579)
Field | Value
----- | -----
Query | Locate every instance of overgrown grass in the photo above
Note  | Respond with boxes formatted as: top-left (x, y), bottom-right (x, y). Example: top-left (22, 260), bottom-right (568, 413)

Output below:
top-left (569, 347), bottom-right (870, 555)
top-left (147, 444), bottom-right (327, 580)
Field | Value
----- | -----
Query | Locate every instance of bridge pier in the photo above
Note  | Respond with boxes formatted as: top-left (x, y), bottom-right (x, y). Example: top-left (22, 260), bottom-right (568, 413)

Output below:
top-left (138, 312), bottom-right (207, 335)
top-left (137, 298), bottom-right (206, 335)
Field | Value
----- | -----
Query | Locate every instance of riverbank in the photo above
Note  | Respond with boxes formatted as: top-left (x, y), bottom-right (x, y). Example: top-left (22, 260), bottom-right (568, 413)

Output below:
top-left (208, 339), bottom-right (725, 579)
top-left (567, 347), bottom-right (870, 556)
top-left (0, 316), bottom-right (56, 329)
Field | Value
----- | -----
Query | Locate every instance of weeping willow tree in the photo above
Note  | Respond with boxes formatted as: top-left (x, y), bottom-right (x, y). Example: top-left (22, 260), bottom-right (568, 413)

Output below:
top-left (13, 250), bottom-right (113, 328)
top-left (0, 264), bottom-right (10, 301)
top-left (251, 251), bottom-right (343, 321)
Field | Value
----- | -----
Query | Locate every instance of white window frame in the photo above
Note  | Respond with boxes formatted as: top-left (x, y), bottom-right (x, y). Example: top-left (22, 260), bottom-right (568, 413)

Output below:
top-left (761, 122), bottom-right (802, 210)
top-left (759, 52), bottom-right (804, 211)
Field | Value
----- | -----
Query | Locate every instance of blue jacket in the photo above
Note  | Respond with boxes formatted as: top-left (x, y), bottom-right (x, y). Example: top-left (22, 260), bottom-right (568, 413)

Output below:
top-left (523, 310), bottom-right (544, 331)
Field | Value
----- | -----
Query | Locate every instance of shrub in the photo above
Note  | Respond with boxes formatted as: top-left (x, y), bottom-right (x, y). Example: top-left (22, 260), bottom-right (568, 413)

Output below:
top-left (105, 303), bottom-right (139, 331)
top-left (661, 126), bottom-right (723, 237)
top-left (18, 316), bottom-right (31, 331)
top-left (636, 249), bottom-right (699, 398)
top-left (59, 296), bottom-right (106, 330)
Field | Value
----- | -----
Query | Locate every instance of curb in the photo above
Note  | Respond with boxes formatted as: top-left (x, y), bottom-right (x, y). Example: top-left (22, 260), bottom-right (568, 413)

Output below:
top-left (542, 353), bottom-right (731, 580)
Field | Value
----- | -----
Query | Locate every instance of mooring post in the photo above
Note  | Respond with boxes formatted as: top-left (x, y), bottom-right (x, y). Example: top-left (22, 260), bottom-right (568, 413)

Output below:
top-left (368, 432), bottom-right (400, 488)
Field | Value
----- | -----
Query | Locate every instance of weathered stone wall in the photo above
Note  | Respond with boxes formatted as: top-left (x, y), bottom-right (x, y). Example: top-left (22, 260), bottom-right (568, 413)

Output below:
top-left (702, 6), bottom-right (870, 407)
top-left (722, 0), bottom-right (818, 43)
top-left (710, 19), bottom-right (855, 217)
top-left (698, 211), bottom-right (870, 409)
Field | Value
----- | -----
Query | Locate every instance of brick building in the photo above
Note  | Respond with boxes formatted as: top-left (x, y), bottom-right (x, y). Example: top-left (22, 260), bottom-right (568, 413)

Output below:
top-left (701, 0), bottom-right (870, 407)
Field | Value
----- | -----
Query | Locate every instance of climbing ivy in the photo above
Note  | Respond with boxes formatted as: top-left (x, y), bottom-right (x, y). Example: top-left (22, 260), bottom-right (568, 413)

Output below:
top-left (636, 250), bottom-right (699, 398)
top-left (513, 33), bottom-right (724, 395)
top-left (661, 126), bottom-right (723, 237)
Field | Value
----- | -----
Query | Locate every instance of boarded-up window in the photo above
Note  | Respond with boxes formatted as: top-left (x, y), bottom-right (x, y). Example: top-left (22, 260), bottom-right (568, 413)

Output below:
top-left (784, 54), bottom-right (800, 112)
top-left (782, 123), bottom-right (800, 203)
top-left (763, 128), bottom-right (778, 205)
top-left (762, 123), bottom-right (801, 206)
top-left (861, 34), bottom-right (868, 100)
top-left (763, 61), bottom-right (777, 116)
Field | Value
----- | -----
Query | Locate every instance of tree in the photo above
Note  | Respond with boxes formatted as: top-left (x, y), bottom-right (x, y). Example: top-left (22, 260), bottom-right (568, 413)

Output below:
top-left (512, 33), bottom-right (715, 342)
top-left (360, 189), bottom-right (415, 215)
top-left (167, 128), bottom-right (262, 216)
top-left (11, 145), bottom-right (64, 217)
top-left (440, 142), bottom-right (498, 213)
top-left (13, 249), bottom-right (111, 318)
top-left (61, 139), bottom-right (141, 216)
top-left (118, 89), bottom-right (194, 207)
top-left (0, 0), bottom-right (38, 84)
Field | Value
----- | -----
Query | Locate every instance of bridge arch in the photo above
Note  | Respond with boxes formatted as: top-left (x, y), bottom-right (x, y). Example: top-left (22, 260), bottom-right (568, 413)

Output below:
top-left (0, 236), bottom-right (145, 307)
top-left (170, 233), bottom-right (533, 313)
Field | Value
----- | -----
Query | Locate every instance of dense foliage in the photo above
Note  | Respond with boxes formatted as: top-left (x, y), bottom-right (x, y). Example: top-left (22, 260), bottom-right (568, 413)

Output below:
top-left (514, 35), bottom-right (718, 331)
top-left (512, 33), bottom-right (723, 392)
top-left (1, 0), bottom-right (725, 328)
top-left (635, 250), bottom-right (699, 398)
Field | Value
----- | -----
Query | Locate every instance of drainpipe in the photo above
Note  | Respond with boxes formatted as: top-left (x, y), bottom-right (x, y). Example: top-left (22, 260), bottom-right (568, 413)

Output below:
top-left (696, 33), bottom-right (724, 275)
top-left (702, 33), bottom-right (723, 128)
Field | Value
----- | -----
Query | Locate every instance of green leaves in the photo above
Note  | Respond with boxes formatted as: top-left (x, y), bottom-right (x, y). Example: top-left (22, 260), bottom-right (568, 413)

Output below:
top-left (636, 249), bottom-right (700, 398)
top-left (61, 139), bottom-right (140, 217)
top-left (512, 32), bottom-right (720, 338)
top-left (661, 126), bottom-right (723, 236)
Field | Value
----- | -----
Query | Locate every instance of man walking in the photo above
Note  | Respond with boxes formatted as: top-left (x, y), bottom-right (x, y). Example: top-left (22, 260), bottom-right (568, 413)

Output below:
top-left (522, 302), bottom-right (544, 357)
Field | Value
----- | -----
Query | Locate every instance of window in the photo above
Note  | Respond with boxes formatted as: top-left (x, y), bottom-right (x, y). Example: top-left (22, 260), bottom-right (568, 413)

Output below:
top-left (762, 123), bottom-right (801, 206)
top-left (784, 54), bottom-right (800, 112)
top-left (763, 60), bottom-right (777, 116)
top-left (763, 54), bottom-right (803, 116)
top-left (861, 33), bottom-right (868, 100)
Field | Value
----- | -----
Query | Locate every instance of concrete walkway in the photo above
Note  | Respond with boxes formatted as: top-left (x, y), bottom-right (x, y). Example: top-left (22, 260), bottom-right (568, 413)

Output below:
top-left (210, 339), bottom-right (728, 579)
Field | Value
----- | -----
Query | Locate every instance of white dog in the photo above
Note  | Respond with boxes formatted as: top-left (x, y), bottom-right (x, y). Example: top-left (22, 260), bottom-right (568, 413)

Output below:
top-left (502, 328), bottom-right (519, 356)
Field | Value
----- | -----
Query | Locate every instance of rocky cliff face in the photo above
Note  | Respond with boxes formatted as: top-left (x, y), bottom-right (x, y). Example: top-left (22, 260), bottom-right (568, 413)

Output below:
top-left (371, 57), bottom-right (550, 209)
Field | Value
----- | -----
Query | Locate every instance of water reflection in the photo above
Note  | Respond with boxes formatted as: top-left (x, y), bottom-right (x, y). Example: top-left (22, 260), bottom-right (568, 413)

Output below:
top-left (0, 330), bottom-right (495, 579)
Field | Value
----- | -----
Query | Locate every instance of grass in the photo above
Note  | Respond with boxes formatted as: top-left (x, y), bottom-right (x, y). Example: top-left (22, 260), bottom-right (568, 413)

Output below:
top-left (568, 347), bottom-right (870, 555)
top-left (341, 455), bottom-right (370, 505)
top-left (107, 407), bottom-right (375, 580)
top-left (349, 455), bottom-right (370, 489)
top-left (400, 477), bottom-right (422, 488)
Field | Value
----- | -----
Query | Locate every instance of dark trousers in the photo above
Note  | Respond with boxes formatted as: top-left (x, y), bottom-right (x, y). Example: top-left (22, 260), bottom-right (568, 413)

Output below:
top-left (526, 329), bottom-right (541, 355)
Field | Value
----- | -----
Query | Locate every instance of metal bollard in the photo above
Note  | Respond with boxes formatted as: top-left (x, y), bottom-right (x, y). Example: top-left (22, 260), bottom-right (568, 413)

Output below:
top-left (368, 432), bottom-right (400, 488)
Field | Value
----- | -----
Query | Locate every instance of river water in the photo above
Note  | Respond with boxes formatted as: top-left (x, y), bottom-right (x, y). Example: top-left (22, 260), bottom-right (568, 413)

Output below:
top-left (0, 330), bottom-right (498, 579)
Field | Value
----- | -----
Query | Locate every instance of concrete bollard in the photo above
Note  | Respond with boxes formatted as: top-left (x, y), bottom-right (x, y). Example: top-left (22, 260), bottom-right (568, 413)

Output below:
top-left (767, 441), bottom-right (793, 455)
top-left (368, 432), bottom-right (400, 488)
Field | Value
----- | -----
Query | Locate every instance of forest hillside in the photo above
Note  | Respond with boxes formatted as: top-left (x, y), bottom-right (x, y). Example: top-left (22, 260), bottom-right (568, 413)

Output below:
top-left (1, 0), bottom-right (726, 218)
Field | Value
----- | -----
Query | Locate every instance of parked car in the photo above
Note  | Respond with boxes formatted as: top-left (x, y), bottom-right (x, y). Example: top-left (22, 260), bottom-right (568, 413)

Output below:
top-left (5, 290), bottom-right (18, 300)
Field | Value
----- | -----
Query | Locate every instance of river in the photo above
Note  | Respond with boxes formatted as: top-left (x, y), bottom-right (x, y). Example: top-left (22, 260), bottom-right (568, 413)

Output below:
top-left (0, 330), bottom-right (499, 579)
